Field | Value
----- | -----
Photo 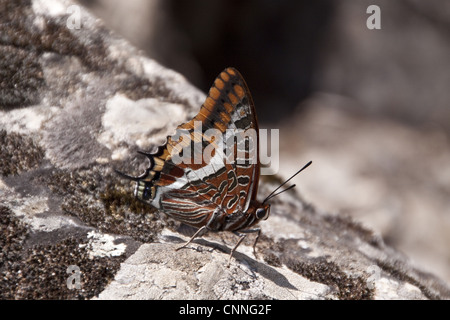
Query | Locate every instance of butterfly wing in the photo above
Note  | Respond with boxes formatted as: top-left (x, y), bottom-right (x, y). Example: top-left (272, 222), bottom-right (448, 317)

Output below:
top-left (131, 68), bottom-right (260, 229)
top-left (215, 68), bottom-right (260, 214)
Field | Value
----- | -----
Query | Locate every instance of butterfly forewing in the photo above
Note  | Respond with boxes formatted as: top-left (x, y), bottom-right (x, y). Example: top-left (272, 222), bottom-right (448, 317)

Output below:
top-left (132, 68), bottom-right (260, 230)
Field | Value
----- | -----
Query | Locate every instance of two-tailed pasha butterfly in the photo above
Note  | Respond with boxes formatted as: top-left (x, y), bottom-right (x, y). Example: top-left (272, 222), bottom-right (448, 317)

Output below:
top-left (117, 67), bottom-right (311, 264)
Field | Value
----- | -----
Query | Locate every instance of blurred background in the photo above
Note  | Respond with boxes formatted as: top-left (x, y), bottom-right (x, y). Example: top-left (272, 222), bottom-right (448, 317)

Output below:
top-left (78, 0), bottom-right (450, 284)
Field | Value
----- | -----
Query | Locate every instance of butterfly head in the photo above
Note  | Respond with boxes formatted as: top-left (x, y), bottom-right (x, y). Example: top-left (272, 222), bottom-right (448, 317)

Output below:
top-left (244, 200), bottom-right (270, 226)
top-left (254, 202), bottom-right (271, 221)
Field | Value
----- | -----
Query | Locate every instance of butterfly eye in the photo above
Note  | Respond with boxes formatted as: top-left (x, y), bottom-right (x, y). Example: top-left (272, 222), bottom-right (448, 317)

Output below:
top-left (256, 208), bottom-right (269, 220)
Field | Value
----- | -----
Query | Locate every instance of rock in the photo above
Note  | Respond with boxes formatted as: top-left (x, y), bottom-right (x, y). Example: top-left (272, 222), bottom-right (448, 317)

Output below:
top-left (316, 0), bottom-right (450, 127)
top-left (279, 96), bottom-right (450, 285)
top-left (95, 241), bottom-right (331, 300)
top-left (0, 0), bottom-right (449, 300)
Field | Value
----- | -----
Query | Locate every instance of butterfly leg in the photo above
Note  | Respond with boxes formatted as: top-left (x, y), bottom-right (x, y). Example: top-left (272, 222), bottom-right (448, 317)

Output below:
top-left (229, 232), bottom-right (247, 266)
top-left (228, 228), bottom-right (261, 265)
top-left (239, 228), bottom-right (261, 258)
top-left (175, 225), bottom-right (208, 251)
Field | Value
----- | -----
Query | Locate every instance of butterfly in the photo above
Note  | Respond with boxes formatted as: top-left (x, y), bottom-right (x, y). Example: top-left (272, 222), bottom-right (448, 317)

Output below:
top-left (117, 67), bottom-right (311, 264)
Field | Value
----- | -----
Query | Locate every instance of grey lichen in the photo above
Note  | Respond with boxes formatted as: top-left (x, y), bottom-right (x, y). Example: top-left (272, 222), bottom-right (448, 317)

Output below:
top-left (0, 130), bottom-right (45, 176)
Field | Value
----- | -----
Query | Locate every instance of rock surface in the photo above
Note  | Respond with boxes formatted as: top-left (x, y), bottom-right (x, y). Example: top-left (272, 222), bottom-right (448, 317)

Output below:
top-left (1, 0), bottom-right (449, 300)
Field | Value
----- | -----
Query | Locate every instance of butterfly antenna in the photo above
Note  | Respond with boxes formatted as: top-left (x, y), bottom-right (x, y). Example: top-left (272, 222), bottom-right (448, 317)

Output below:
top-left (264, 184), bottom-right (296, 202)
top-left (263, 161), bottom-right (312, 204)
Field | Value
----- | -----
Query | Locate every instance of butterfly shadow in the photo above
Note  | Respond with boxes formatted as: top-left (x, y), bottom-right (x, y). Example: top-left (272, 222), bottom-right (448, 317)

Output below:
top-left (165, 232), bottom-right (298, 292)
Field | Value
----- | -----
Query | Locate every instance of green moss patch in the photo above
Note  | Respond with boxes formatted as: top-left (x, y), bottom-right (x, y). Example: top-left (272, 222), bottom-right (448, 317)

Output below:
top-left (43, 166), bottom-right (164, 242)
top-left (286, 257), bottom-right (374, 300)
